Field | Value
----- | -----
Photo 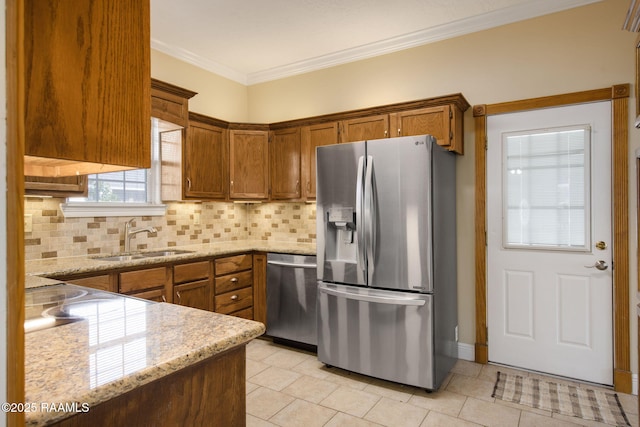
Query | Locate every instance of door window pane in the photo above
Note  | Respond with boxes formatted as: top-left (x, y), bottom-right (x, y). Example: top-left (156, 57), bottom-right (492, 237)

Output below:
top-left (503, 125), bottom-right (591, 251)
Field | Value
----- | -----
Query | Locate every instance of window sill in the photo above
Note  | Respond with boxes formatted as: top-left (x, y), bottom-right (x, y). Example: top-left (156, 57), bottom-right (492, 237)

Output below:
top-left (60, 203), bottom-right (167, 218)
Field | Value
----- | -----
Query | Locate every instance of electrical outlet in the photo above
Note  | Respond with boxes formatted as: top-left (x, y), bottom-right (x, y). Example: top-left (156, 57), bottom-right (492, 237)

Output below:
top-left (455, 325), bottom-right (459, 342)
top-left (24, 214), bottom-right (33, 233)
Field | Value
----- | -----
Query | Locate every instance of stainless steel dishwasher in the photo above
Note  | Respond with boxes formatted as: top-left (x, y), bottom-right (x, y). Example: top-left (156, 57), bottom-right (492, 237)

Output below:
top-left (266, 253), bottom-right (318, 347)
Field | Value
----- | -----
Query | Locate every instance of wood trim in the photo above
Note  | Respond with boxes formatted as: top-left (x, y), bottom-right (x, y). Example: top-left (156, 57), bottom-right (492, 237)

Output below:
top-left (474, 85), bottom-right (631, 393)
top-left (473, 105), bottom-right (488, 364)
top-left (612, 94), bottom-right (632, 392)
top-left (7, 0), bottom-right (25, 424)
top-left (269, 93), bottom-right (470, 130)
top-left (151, 78), bottom-right (197, 100)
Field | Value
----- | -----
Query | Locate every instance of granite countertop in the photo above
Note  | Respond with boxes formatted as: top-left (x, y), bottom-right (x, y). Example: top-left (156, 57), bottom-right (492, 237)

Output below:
top-left (24, 285), bottom-right (265, 426)
top-left (26, 240), bottom-right (316, 281)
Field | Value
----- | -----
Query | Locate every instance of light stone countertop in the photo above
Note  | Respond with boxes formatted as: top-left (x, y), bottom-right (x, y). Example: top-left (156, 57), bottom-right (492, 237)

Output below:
top-left (22, 240), bottom-right (313, 425)
top-left (24, 286), bottom-right (265, 426)
top-left (25, 240), bottom-right (316, 282)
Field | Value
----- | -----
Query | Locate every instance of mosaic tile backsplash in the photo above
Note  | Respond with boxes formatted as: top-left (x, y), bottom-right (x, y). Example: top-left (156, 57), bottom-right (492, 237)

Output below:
top-left (24, 198), bottom-right (317, 260)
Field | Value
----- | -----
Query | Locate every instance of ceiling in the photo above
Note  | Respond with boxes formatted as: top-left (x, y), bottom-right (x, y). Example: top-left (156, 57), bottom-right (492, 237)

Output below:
top-left (150, 0), bottom-right (602, 86)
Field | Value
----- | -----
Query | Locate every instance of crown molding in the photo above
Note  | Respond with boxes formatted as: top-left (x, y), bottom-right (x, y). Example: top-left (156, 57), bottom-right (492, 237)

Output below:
top-left (152, 0), bottom-right (601, 86)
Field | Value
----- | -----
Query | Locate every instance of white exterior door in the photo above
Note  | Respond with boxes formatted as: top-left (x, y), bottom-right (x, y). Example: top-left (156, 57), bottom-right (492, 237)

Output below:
top-left (486, 102), bottom-right (613, 385)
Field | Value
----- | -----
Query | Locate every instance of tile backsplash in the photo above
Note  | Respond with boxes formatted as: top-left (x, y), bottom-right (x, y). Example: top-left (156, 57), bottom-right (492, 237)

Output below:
top-left (24, 198), bottom-right (316, 260)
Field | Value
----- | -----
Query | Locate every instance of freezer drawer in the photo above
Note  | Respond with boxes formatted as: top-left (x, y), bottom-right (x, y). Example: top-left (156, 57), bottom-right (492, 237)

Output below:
top-left (266, 253), bottom-right (318, 346)
top-left (317, 283), bottom-right (435, 389)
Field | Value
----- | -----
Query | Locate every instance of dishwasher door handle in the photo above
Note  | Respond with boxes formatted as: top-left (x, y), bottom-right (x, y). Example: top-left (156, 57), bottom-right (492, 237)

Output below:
top-left (267, 260), bottom-right (317, 269)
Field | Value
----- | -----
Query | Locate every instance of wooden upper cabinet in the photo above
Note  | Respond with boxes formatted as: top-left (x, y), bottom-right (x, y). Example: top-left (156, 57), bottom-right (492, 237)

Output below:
top-left (185, 114), bottom-right (228, 200)
top-left (270, 128), bottom-right (301, 200)
top-left (340, 115), bottom-right (389, 143)
top-left (24, 175), bottom-right (88, 197)
top-left (301, 122), bottom-right (339, 200)
top-left (229, 129), bottom-right (269, 200)
top-left (151, 79), bottom-right (197, 128)
top-left (390, 105), bottom-right (464, 154)
top-left (23, 0), bottom-right (151, 177)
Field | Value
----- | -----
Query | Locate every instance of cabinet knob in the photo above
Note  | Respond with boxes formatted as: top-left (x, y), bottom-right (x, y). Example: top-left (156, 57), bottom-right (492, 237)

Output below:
top-left (230, 277), bottom-right (238, 283)
top-left (230, 294), bottom-right (239, 301)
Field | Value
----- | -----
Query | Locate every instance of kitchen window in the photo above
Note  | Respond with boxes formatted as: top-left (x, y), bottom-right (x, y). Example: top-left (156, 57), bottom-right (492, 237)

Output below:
top-left (61, 120), bottom-right (167, 218)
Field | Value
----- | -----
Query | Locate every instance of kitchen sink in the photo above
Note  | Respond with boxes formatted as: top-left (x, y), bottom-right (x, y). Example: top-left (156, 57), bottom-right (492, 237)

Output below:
top-left (94, 254), bottom-right (145, 262)
top-left (94, 249), bottom-right (194, 262)
top-left (141, 249), bottom-right (194, 257)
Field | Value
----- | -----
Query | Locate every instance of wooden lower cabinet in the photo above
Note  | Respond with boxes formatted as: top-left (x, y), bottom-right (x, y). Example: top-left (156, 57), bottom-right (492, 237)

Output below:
top-left (252, 253), bottom-right (267, 324)
top-left (119, 267), bottom-right (171, 303)
top-left (173, 260), bottom-right (213, 311)
top-left (49, 252), bottom-right (267, 320)
top-left (49, 345), bottom-right (247, 427)
top-left (214, 254), bottom-right (255, 318)
top-left (61, 274), bottom-right (116, 293)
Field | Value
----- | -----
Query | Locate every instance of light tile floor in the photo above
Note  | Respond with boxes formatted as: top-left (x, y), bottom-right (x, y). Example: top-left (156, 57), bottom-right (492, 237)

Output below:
top-left (246, 338), bottom-right (639, 427)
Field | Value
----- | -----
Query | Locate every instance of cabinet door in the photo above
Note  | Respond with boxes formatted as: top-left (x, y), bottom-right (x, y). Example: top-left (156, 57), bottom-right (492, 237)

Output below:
top-left (270, 128), bottom-right (301, 200)
top-left (60, 274), bottom-right (116, 293)
top-left (185, 121), bottom-right (228, 199)
top-left (174, 280), bottom-right (212, 311)
top-left (252, 253), bottom-right (267, 324)
top-left (340, 115), bottom-right (389, 143)
top-left (301, 122), bottom-right (339, 200)
top-left (24, 175), bottom-right (87, 197)
top-left (129, 288), bottom-right (166, 303)
top-left (229, 130), bottom-right (269, 199)
top-left (24, 0), bottom-right (150, 175)
top-left (391, 106), bottom-right (457, 151)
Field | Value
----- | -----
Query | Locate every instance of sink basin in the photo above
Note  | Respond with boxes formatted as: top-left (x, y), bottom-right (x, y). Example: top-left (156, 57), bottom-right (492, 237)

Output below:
top-left (94, 250), bottom-right (194, 262)
top-left (141, 250), bottom-right (194, 257)
top-left (94, 254), bottom-right (145, 262)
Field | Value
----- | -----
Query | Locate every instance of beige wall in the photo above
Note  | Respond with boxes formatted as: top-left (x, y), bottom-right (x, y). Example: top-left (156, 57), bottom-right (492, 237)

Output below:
top-left (151, 50), bottom-right (250, 122)
top-left (151, 0), bottom-right (639, 375)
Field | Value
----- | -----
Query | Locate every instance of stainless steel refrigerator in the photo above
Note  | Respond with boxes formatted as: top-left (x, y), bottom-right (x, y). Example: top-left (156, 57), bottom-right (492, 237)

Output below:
top-left (316, 134), bottom-right (457, 390)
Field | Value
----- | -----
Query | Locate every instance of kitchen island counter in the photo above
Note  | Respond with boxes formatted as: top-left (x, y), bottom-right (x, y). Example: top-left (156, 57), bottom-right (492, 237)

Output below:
top-left (24, 284), bottom-right (265, 426)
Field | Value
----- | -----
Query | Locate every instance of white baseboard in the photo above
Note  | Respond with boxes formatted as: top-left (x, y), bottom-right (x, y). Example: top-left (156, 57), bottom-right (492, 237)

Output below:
top-left (457, 342), bottom-right (475, 361)
top-left (457, 342), bottom-right (639, 396)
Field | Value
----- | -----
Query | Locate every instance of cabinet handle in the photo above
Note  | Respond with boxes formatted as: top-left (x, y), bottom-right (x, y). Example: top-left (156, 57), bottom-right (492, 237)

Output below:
top-left (230, 294), bottom-right (239, 301)
top-left (230, 180), bottom-right (234, 191)
top-left (397, 128), bottom-right (401, 136)
top-left (230, 277), bottom-right (238, 283)
top-left (161, 295), bottom-right (167, 303)
top-left (296, 180), bottom-right (300, 194)
top-left (384, 130), bottom-right (388, 137)
top-left (186, 178), bottom-right (191, 190)
top-left (176, 291), bottom-right (181, 303)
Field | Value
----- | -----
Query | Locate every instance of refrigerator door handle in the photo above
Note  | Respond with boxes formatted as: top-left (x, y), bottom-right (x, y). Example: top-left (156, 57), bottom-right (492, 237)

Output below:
top-left (318, 285), bottom-right (426, 306)
top-left (356, 155), bottom-right (366, 276)
top-left (364, 155), bottom-right (376, 284)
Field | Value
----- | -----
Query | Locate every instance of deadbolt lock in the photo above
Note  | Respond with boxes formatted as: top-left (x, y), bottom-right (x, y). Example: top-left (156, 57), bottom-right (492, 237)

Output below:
top-left (595, 241), bottom-right (607, 250)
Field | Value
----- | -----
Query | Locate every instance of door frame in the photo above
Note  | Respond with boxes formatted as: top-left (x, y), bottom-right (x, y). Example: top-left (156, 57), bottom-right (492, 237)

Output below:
top-left (473, 84), bottom-right (631, 393)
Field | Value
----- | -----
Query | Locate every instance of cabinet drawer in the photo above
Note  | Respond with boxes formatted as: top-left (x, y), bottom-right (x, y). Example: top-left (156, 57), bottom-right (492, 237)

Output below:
top-left (174, 261), bottom-right (210, 284)
top-left (231, 307), bottom-right (253, 320)
top-left (215, 254), bottom-right (252, 276)
top-left (119, 267), bottom-right (167, 293)
top-left (215, 270), bottom-right (252, 295)
top-left (214, 287), bottom-right (253, 315)
top-left (64, 274), bottom-right (115, 292)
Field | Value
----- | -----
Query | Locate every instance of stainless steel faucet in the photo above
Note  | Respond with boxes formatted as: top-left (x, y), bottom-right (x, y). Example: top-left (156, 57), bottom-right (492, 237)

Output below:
top-left (124, 218), bottom-right (157, 252)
